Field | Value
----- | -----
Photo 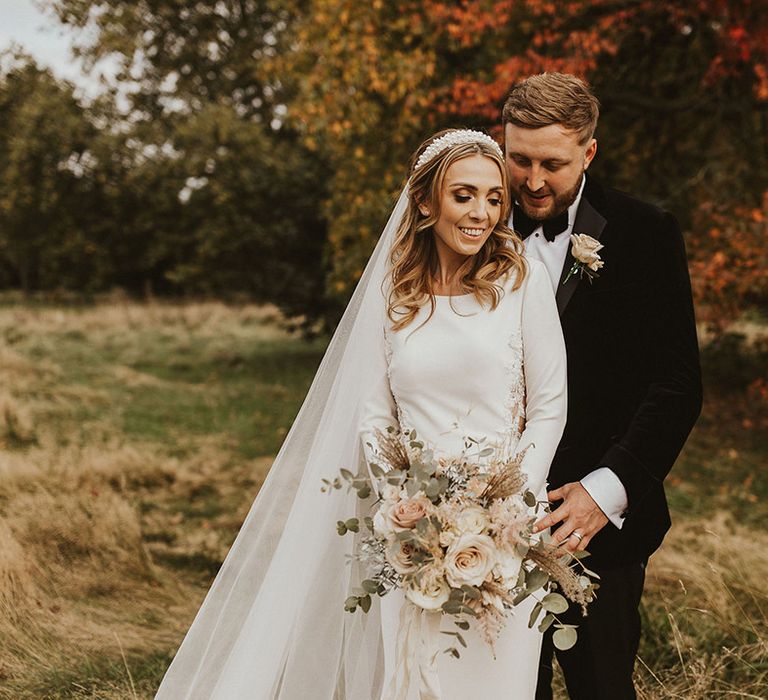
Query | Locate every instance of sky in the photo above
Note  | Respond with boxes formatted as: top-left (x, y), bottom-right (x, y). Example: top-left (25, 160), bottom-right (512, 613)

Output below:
top-left (0, 0), bottom-right (115, 97)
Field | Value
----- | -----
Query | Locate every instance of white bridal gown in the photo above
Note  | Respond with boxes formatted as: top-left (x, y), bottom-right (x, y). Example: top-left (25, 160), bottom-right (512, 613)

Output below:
top-left (360, 259), bottom-right (567, 700)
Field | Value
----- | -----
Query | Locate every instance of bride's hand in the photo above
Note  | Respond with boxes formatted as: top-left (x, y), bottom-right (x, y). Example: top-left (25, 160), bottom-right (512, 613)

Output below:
top-left (532, 482), bottom-right (609, 552)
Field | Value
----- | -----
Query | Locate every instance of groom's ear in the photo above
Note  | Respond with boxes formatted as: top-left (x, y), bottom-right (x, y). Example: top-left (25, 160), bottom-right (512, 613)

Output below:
top-left (583, 139), bottom-right (597, 170)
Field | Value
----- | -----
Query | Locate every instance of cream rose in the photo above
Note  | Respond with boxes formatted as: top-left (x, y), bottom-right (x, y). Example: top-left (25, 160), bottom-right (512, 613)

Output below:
top-left (444, 533), bottom-right (497, 587)
top-left (390, 494), bottom-right (432, 530)
top-left (439, 528), bottom-right (458, 548)
top-left (386, 540), bottom-right (420, 575)
top-left (372, 502), bottom-right (396, 537)
top-left (494, 547), bottom-right (524, 586)
top-left (454, 505), bottom-right (489, 535)
top-left (404, 576), bottom-right (450, 611)
top-left (380, 483), bottom-right (401, 502)
top-left (570, 233), bottom-right (604, 270)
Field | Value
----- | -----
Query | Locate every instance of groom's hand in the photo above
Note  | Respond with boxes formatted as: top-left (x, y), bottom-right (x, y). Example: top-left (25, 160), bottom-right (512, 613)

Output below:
top-left (532, 482), bottom-right (609, 552)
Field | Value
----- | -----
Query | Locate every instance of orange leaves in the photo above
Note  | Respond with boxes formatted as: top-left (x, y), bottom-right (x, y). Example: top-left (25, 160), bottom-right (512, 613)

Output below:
top-left (690, 192), bottom-right (768, 330)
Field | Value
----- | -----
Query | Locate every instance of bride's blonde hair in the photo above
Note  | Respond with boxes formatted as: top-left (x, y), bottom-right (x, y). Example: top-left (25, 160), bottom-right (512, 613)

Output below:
top-left (387, 129), bottom-right (527, 331)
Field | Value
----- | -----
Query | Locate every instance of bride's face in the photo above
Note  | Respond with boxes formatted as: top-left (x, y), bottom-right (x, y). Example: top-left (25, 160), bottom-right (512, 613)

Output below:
top-left (431, 154), bottom-right (504, 264)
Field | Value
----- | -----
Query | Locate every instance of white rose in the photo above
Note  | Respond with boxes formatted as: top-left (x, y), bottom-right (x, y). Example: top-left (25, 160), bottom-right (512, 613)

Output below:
top-left (444, 533), bottom-right (496, 587)
top-left (494, 547), bottom-right (523, 587)
top-left (439, 528), bottom-right (458, 548)
top-left (381, 484), bottom-right (401, 502)
top-left (386, 540), bottom-right (419, 575)
top-left (373, 502), bottom-right (395, 537)
top-left (404, 576), bottom-right (450, 611)
top-left (454, 506), bottom-right (489, 535)
top-left (569, 233), bottom-right (604, 266)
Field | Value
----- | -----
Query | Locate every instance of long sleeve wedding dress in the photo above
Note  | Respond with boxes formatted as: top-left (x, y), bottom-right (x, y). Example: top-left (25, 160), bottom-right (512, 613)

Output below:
top-left (361, 258), bottom-right (567, 699)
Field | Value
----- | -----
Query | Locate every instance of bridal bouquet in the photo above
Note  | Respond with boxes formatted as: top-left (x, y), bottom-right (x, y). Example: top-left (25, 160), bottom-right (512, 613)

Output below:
top-left (323, 427), bottom-right (597, 658)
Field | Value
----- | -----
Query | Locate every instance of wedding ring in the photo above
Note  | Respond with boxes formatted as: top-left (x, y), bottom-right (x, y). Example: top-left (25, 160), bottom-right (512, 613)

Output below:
top-left (570, 531), bottom-right (584, 542)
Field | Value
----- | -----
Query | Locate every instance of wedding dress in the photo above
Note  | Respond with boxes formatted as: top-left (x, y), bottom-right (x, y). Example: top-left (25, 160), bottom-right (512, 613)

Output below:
top-left (154, 187), bottom-right (566, 700)
top-left (362, 260), bottom-right (567, 699)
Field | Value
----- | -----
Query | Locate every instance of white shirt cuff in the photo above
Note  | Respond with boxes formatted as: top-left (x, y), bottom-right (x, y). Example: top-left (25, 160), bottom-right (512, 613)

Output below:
top-left (580, 467), bottom-right (628, 529)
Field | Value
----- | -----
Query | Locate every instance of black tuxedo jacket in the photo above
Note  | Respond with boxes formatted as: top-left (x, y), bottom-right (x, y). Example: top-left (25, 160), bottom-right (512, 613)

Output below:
top-left (525, 175), bottom-right (703, 568)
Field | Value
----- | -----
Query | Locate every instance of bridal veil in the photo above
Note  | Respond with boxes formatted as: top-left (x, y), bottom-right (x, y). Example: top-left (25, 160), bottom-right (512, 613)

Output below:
top-left (155, 189), bottom-right (409, 699)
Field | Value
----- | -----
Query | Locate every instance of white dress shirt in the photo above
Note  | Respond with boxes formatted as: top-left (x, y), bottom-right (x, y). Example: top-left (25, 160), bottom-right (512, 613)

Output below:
top-left (510, 178), bottom-right (628, 528)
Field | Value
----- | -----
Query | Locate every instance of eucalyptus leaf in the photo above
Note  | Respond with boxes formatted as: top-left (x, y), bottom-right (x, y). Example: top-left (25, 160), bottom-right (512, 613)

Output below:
top-left (425, 479), bottom-right (441, 499)
top-left (523, 490), bottom-right (537, 508)
top-left (460, 585), bottom-right (481, 599)
top-left (455, 620), bottom-right (470, 631)
top-left (340, 468), bottom-right (354, 481)
top-left (345, 518), bottom-right (360, 533)
top-left (553, 626), bottom-right (578, 651)
top-left (479, 447), bottom-right (494, 457)
top-left (356, 484), bottom-right (371, 499)
top-left (541, 592), bottom-right (569, 614)
top-left (538, 613), bottom-right (555, 633)
top-left (336, 521), bottom-right (348, 536)
top-left (361, 579), bottom-right (379, 594)
top-left (526, 567), bottom-right (549, 592)
top-left (528, 601), bottom-right (543, 628)
top-left (359, 594), bottom-right (372, 613)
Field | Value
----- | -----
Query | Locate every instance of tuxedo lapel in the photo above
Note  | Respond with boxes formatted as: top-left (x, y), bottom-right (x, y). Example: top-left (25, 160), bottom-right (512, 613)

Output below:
top-left (555, 185), bottom-right (607, 316)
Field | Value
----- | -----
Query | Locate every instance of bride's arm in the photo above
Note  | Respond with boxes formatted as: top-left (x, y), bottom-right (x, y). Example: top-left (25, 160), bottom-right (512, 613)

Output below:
top-left (357, 325), bottom-right (399, 482)
top-left (516, 260), bottom-right (568, 496)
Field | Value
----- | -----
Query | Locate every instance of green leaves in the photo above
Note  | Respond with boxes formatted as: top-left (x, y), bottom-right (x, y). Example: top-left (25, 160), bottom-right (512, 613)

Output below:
top-left (344, 593), bottom-right (372, 614)
top-left (525, 567), bottom-right (549, 594)
top-left (336, 518), bottom-right (359, 535)
top-left (553, 625), bottom-right (578, 651)
top-left (541, 592), bottom-right (569, 615)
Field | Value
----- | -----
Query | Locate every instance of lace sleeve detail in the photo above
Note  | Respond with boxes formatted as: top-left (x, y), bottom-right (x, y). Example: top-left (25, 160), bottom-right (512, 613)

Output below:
top-left (502, 326), bottom-right (526, 446)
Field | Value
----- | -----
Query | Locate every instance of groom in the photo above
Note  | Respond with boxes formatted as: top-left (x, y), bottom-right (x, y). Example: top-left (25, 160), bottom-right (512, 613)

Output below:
top-left (503, 73), bottom-right (703, 699)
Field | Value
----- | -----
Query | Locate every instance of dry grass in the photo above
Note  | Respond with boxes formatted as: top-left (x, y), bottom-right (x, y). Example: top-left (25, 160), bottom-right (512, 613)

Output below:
top-left (0, 301), bottom-right (302, 698)
top-left (0, 300), bottom-right (765, 698)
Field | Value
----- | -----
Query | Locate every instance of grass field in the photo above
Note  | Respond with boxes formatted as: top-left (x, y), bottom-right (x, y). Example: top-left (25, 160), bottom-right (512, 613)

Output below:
top-left (0, 301), bottom-right (765, 699)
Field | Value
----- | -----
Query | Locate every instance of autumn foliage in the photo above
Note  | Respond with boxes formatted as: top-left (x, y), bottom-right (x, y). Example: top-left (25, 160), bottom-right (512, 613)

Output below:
top-left (286, 0), bottom-right (768, 332)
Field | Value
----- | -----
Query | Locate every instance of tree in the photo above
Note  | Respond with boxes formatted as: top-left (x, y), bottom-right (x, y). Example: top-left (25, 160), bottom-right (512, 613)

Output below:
top-left (0, 52), bottom-right (97, 292)
top-left (287, 0), bottom-right (768, 324)
top-left (44, 0), bottom-right (331, 325)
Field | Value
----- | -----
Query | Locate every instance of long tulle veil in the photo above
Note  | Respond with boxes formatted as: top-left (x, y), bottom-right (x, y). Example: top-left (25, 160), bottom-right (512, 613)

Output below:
top-left (155, 188), bottom-right (409, 699)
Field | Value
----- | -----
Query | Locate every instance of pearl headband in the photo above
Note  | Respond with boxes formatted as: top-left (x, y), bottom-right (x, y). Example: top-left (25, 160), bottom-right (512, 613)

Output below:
top-left (414, 129), bottom-right (504, 170)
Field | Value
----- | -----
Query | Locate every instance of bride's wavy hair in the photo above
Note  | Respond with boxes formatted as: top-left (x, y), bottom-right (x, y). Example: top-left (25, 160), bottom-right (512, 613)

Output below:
top-left (387, 129), bottom-right (527, 331)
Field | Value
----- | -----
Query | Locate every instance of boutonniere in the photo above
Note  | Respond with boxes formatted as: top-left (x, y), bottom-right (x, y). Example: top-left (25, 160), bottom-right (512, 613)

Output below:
top-left (563, 233), bottom-right (604, 285)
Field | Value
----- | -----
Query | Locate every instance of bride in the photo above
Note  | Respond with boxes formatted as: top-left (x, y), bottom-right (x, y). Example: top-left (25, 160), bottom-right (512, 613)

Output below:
top-left (155, 129), bottom-right (567, 699)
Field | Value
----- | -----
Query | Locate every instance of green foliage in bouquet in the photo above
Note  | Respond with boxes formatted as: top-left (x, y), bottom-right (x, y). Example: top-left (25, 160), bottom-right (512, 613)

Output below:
top-left (324, 427), bottom-right (598, 655)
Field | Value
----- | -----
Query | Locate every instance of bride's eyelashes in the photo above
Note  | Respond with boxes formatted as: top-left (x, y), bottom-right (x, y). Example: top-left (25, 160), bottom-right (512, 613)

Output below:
top-left (453, 194), bottom-right (503, 207)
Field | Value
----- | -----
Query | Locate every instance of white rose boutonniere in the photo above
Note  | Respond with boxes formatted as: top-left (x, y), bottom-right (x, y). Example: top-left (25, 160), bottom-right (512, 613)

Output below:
top-left (563, 233), bottom-right (604, 285)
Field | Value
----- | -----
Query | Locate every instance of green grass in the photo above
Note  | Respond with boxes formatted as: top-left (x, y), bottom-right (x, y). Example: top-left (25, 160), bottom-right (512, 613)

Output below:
top-left (0, 302), bottom-right (765, 699)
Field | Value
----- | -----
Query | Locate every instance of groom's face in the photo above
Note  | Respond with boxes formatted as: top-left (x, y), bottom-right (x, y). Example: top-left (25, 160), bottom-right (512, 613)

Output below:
top-left (504, 123), bottom-right (597, 221)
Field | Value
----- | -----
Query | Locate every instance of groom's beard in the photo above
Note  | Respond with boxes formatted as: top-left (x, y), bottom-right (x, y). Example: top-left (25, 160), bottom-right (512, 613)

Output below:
top-left (512, 175), bottom-right (583, 222)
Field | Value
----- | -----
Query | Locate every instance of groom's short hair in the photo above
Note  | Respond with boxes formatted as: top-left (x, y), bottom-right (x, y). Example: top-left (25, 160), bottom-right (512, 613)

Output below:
top-left (502, 73), bottom-right (600, 145)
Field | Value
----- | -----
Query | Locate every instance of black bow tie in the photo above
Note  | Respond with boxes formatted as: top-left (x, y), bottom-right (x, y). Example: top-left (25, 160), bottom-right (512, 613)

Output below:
top-left (512, 203), bottom-right (569, 242)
